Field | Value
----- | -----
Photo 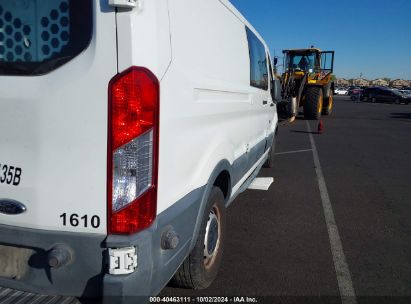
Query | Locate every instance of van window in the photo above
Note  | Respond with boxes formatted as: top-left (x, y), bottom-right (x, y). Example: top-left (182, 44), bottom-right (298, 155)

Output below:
top-left (246, 27), bottom-right (268, 91)
top-left (0, 0), bottom-right (92, 76)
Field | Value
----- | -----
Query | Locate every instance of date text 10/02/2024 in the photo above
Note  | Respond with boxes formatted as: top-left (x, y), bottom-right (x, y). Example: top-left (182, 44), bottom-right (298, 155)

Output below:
top-left (149, 297), bottom-right (258, 303)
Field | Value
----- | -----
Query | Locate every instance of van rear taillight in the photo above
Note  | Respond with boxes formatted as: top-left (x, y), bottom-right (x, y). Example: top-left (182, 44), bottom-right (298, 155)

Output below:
top-left (108, 67), bottom-right (159, 235)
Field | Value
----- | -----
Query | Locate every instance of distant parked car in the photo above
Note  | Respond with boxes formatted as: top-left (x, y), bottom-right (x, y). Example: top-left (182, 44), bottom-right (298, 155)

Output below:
top-left (399, 89), bottom-right (411, 95)
top-left (348, 87), bottom-right (362, 96)
top-left (335, 87), bottom-right (348, 95)
top-left (362, 87), bottom-right (410, 104)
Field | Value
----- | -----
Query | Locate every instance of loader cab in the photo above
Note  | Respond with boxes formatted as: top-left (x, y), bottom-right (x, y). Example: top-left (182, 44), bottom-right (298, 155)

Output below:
top-left (285, 52), bottom-right (317, 73)
top-left (283, 49), bottom-right (334, 79)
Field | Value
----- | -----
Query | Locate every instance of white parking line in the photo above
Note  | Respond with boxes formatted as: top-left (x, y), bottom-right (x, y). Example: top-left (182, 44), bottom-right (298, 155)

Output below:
top-left (275, 149), bottom-right (312, 155)
top-left (306, 121), bottom-right (357, 304)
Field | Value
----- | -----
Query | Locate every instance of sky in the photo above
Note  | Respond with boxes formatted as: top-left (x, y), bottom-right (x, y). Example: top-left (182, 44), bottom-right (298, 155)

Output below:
top-left (229, 0), bottom-right (411, 80)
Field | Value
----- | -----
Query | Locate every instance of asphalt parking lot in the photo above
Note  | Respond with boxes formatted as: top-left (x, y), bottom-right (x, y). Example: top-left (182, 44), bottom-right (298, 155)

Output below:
top-left (161, 96), bottom-right (411, 303)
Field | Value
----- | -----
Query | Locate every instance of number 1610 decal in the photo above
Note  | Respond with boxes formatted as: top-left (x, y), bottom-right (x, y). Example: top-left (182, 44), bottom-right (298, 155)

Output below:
top-left (60, 213), bottom-right (101, 229)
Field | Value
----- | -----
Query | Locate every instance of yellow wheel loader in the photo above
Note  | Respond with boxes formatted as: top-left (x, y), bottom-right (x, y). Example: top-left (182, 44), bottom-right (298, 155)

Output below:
top-left (278, 48), bottom-right (335, 120)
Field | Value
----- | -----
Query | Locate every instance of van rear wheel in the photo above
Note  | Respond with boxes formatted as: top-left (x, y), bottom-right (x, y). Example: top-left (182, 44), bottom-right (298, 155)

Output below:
top-left (171, 187), bottom-right (226, 289)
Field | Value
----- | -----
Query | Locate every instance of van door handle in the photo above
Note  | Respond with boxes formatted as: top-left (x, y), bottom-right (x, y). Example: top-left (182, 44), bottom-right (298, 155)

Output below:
top-left (270, 102), bottom-right (275, 107)
top-left (262, 100), bottom-right (268, 105)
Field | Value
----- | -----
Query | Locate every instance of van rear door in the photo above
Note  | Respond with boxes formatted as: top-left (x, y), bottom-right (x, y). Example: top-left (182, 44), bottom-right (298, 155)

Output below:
top-left (0, 0), bottom-right (117, 234)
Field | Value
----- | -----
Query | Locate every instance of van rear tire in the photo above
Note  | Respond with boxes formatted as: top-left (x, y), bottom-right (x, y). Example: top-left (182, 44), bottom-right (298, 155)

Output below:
top-left (171, 187), bottom-right (226, 289)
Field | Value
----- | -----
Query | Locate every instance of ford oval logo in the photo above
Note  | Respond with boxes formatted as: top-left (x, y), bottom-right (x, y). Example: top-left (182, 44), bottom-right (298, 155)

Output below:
top-left (0, 199), bottom-right (27, 215)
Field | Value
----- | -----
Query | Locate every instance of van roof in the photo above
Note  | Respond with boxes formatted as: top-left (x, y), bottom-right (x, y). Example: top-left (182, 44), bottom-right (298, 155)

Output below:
top-left (218, 0), bottom-right (270, 53)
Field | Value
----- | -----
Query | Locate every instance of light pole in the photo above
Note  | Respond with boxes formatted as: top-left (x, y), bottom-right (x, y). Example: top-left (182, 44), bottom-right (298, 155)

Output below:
top-left (358, 72), bottom-right (363, 102)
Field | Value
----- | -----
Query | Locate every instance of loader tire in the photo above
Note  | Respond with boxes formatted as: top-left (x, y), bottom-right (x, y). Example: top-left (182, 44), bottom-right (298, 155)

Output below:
top-left (171, 187), bottom-right (226, 289)
top-left (322, 94), bottom-right (333, 116)
top-left (304, 87), bottom-right (323, 120)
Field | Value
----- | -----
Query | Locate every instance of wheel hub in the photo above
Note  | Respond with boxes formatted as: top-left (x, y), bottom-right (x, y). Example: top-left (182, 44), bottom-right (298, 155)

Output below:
top-left (204, 209), bottom-right (220, 267)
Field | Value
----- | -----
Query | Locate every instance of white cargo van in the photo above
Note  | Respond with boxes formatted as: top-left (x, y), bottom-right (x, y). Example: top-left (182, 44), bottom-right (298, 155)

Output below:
top-left (0, 0), bottom-right (278, 302)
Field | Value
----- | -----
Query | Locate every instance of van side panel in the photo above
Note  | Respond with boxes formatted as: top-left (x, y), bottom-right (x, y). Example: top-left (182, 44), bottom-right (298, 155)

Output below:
top-left (102, 1), bottom-right (276, 299)
top-left (158, 0), bottom-right (260, 215)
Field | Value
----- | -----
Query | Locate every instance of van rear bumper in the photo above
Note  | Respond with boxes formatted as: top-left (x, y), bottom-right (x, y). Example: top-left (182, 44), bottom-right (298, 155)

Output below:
top-left (0, 186), bottom-right (205, 302)
top-left (0, 224), bottom-right (106, 298)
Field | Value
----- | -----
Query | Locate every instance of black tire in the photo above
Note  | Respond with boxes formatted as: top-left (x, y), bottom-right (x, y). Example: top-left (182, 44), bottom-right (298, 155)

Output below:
top-left (171, 187), bottom-right (226, 289)
top-left (304, 87), bottom-right (323, 120)
top-left (263, 136), bottom-right (276, 168)
top-left (394, 98), bottom-right (400, 104)
top-left (371, 97), bottom-right (376, 103)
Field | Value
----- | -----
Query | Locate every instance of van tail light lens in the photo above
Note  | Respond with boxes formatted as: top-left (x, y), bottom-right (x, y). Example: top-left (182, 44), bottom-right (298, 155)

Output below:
top-left (108, 67), bottom-right (159, 235)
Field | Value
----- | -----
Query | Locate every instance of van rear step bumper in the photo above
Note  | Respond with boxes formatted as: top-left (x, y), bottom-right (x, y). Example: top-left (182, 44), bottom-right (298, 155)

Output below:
top-left (0, 224), bottom-right (106, 298)
top-left (0, 286), bottom-right (79, 304)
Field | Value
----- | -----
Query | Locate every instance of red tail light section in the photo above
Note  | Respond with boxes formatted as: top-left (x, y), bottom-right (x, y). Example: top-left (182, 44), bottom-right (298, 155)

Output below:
top-left (108, 67), bottom-right (159, 235)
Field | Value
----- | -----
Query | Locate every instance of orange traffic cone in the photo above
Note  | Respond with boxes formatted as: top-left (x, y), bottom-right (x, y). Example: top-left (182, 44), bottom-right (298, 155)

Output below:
top-left (318, 120), bottom-right (324, 134)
